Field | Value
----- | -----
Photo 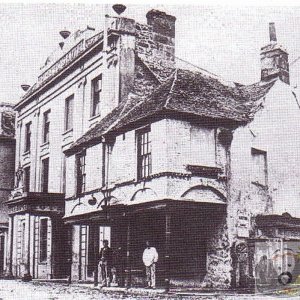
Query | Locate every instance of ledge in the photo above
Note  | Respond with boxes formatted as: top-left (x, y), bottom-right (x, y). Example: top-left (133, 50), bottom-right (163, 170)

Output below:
top-left (186, 165), bottom-right (222, 178)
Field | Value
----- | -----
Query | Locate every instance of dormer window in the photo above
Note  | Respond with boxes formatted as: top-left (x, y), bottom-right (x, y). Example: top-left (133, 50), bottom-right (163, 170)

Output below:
top-left (91, 75), bottom-right (102, 117)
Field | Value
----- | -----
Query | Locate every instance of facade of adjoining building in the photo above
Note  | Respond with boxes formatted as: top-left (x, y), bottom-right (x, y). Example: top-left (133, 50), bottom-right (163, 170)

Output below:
top-left (6, 5), bottom-right (300, 290)
top-left (0, 103), bottom-right (15, 276)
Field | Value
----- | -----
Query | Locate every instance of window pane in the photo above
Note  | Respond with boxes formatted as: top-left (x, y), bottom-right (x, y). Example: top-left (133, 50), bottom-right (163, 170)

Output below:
top-left (76, 151), bottom-right (86, 195)
top-left (43, 111), bottom-right (50, 143)
top-left (137, 127), bottom-right (151, 180)
top-left (24, 166), bottom-right (30, 192)
top-left (65, 95), bottom-right (74, 131)
top-left (91, 75), bottom-right (102, 117)
top-left (41, 158), bottom-right (49, 193)
top-left (25, 122), bottom-right (31, 152)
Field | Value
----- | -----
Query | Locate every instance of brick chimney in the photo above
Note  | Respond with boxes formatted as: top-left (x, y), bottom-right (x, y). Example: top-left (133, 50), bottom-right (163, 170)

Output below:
top-left (136, 10), bottom-right (176, 81)
top-left (260, 22), bottom-right (289, 84)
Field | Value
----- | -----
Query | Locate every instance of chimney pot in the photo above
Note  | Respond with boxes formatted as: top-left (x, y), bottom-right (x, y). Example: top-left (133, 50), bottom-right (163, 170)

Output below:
top-left (112, 4), bottom-right (126, 15)
top-left (269, 22), bottom-right (277, 42)
top-left (60, 30), bottom-right (71, 39)
top-left (21, 84), bottom-right (30, 92)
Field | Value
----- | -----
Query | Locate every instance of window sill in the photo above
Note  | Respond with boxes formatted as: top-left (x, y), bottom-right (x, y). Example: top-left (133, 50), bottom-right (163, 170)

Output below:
top-left (40, 141), bottom-right (50, 148)
top-left (22, 150), bottom-right (30, 156)
top-left (251, 181), bottom-right (268, 190)
top-left (89, 114), bottom-right (101, 122)
top-left (186, 164), bottom-right (222, 178)
top-left (62, 128), bottom-right (73, 136)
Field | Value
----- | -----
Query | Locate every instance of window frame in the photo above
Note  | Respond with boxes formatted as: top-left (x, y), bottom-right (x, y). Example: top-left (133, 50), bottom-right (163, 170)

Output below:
top-left (65, 95), bottom-right (74, 131)
top-left (39, 218), bottom-right (48, 263)
top-left (43, 110), bottom-right (50, 144)
top-left (41, 157), bottom-right (50, 193)
top-left (76, 150), bottom-right (86, 196)
top-left (24, 122), bottom-right (32, 153)
top-left (136, 126), bottom-right (152, 180)
top-left (91, 74), bottom-right (102, 117)
top-left (251, 147), bottom-right (268, 187)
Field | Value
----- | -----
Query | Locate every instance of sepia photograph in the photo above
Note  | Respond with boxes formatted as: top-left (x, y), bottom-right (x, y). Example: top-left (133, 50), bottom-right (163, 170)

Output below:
top-left (0, 0), bottom-right (300, 299)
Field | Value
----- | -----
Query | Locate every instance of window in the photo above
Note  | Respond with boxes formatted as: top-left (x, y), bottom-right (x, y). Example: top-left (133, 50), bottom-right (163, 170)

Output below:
top-left (24, 122), bottom-right (31, 152)
top-left (41, 158), bottom-right (49, 193)
top-left (23, 166), bottom-right (30, 192)
top-left (91, 75), bottom-right (102, 117)
top-left (43, 110), bottom-right (50, 143)
top-left (251, 148), bottom-right (268, 186)
top-left (65, 95), bottom-right (74, 131)
top-left (76, 151), bottom-right (86, 195)
top-left (137, 126), bottom-right (151, 180)
top-left (39, 218), bottom-right (48, 262)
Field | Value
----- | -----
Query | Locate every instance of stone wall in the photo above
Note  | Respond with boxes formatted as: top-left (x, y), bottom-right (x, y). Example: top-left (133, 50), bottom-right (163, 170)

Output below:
top-left (202, 217), bottom-right (231, 289)
top-left (136, 22), bottom-right (175, 81)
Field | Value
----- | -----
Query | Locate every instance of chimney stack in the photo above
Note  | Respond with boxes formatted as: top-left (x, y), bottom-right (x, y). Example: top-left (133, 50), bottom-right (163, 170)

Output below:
top-left (260, 22), bottom-right (289, 84)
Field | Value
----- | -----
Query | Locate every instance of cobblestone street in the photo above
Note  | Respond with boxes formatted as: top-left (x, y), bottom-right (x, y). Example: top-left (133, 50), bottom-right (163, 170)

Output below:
top-left (0, 280), bottom-right (299, 300)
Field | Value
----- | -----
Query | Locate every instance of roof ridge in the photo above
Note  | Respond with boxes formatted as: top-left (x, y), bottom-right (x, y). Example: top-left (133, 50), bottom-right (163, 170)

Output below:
top-left (164, 69), bottom-right (178, 108)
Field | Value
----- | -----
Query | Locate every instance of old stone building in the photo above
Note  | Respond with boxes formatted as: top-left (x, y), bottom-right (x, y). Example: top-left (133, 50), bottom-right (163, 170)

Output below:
top-left (0, 103), bottom-right (15, 276)
top-left (6, 5), bottom-right (300, 291)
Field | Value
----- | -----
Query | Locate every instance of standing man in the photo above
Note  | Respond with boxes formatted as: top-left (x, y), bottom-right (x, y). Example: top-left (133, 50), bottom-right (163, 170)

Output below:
top-left (99, 239), bottom-right (113, 287)
top-left (143, 241), bottom-right (158, 289)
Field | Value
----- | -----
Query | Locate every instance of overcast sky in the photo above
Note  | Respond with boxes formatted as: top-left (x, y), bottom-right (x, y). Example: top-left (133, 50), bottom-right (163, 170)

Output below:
top-left (1, 3), bottom-right (300, 104)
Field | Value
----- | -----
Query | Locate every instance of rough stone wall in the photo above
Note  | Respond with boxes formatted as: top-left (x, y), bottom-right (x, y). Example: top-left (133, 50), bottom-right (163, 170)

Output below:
top-left (202, 217), bottom-right (232, 289)
top-left (136, 22), bottom-right (175, 81)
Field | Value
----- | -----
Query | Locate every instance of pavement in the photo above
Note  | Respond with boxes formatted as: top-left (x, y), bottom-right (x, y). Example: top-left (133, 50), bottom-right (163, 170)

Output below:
top-left (0, 280), bottom-right (299, 299)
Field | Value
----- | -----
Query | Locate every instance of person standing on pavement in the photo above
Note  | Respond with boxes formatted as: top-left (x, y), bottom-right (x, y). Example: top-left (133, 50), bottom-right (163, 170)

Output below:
top-left (99, 239), bottom-right (113, 287)
top-left (142, 241), bottom-right (158, 289)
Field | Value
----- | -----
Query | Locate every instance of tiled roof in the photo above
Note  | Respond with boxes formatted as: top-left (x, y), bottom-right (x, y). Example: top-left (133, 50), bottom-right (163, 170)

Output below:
top-left (66, 68), bottom-right (275, 155)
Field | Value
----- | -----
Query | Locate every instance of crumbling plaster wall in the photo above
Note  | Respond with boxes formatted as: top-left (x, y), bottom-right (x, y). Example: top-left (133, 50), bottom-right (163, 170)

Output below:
top-left (229, 80), bottom-right (300, 242)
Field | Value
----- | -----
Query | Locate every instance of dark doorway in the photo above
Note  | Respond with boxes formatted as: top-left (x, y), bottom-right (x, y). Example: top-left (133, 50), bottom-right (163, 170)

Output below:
top-left (87, 225), bottom-right (99, 278)
top-left (0, 235), bottom-right (4, 274)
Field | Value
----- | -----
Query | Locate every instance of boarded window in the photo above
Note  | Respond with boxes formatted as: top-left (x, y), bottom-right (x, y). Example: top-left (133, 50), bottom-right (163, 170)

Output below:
top-left (137, 126), bottom-right (151, 180)
top-left (39, 218), bottom-right (48, 262)
top-left (190, 127), bottom-right (216, 167)
top-left (251, 148), bottom-right (267, 186)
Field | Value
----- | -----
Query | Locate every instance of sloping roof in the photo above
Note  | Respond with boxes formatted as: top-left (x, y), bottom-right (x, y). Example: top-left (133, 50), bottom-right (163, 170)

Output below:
top-left (66, 68), bottom-right (275, 155)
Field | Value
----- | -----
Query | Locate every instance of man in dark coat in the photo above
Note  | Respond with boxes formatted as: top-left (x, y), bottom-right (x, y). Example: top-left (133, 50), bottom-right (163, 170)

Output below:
top-left (99, 239), bottom-right (113, 287)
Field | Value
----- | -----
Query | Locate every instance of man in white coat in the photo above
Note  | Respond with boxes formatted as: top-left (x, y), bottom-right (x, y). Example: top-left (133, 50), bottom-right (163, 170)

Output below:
top-left (143, 241), bottom-right (158, 289)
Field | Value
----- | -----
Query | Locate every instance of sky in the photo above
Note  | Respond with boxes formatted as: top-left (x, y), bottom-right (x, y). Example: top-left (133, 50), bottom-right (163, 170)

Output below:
top-left (1, 2), bottom-right (300, 104)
